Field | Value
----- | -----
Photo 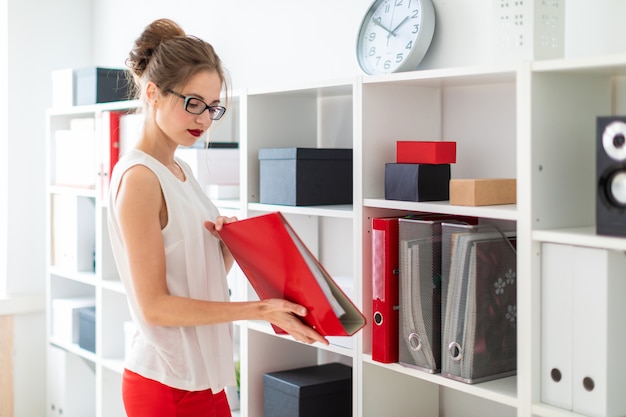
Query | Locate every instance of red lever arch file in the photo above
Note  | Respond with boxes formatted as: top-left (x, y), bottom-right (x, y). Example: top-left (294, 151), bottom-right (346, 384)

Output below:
top-left (371, 217), bottom-right (400, 363)
top-left (217, 212), bottom-right (366, 337)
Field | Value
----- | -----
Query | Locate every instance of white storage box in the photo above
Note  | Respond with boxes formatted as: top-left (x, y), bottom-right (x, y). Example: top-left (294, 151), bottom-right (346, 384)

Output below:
top-left (54, 124), bottom-right (97, 188)
top-left (51, 194), bottom-right (95, 272)
top-left (175, 145), bottom-right (240, 191)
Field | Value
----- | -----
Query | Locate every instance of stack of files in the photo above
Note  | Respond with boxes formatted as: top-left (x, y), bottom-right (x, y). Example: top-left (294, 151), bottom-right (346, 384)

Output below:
top-left (397, 214), bottom-right (476, 372)
top-left (541, 243), bottom-right (626, 417)
top-left (440, 223), bottom-right (517, 384)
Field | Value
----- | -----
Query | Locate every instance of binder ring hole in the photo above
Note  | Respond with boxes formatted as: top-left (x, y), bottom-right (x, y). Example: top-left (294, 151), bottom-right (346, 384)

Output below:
top-left (583, 377), bottom-right (595, 392)
top-left (373, 311), bottom-right (383, 326)
top-left (408, 332), bottom-right (422, 351)
top-left (550, 368), bottom-right (562, 383)
top-left (448, 342), bottom-right (462, 361)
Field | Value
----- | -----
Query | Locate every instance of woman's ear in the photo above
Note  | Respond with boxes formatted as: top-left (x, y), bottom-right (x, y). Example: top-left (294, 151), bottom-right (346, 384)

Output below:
top-left (145, 81), bottom-right (159, 106)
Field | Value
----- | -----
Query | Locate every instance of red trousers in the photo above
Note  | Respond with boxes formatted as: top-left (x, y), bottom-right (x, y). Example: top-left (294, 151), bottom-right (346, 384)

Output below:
top-left (122, 369), bottom-right (232, 417)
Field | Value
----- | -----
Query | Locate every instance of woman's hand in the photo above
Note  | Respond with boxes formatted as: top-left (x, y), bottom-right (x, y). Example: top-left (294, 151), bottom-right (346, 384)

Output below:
top-left (203, 215), bottom-right (238, 238)
top-left (259, 299), bottom-right (329, 346)
top-left (204, 216), bottom-right (238, 271)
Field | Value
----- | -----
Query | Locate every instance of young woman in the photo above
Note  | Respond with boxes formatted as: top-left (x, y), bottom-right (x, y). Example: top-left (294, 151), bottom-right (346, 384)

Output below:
top-left (107, 18), bottom-right (328, 417)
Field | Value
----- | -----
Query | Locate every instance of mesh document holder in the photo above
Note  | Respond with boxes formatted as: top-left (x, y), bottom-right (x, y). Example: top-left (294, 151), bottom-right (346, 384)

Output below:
top-left (398, 217), bottom-right (442, 372)
top-left (441, 223), bottom-right (517, 384)
top-left (397, 215), bottom-right (475, 373)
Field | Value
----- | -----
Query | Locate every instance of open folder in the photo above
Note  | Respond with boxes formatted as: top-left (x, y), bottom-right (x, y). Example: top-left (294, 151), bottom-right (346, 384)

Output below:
top-left (217, 212), bottom-right (366, 337)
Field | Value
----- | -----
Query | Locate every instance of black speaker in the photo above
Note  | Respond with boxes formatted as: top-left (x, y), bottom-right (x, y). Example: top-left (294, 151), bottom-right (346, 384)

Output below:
top-left (597, 116), bottom-right (626, 237)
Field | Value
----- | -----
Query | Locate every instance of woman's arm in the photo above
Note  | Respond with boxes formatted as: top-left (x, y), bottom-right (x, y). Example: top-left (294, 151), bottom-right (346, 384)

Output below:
top-left (114, 166), bottom-right (327, 345)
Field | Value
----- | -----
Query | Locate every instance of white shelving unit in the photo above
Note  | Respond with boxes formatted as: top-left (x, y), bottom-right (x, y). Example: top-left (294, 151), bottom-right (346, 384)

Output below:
top-left (44, 96), bottom-right (241, 417)
top-left (45, 100), bottom-right (137, 417)
top-left (46, 53), bottom-right (626, 417)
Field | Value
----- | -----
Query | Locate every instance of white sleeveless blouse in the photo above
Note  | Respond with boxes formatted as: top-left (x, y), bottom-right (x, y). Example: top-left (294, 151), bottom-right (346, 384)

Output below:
top-left (108, 149), bottom-right (236, 392)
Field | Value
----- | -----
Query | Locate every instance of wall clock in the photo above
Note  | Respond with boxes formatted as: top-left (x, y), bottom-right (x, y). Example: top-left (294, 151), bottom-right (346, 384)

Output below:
top-left (356, 0), bottom-right (436, 75)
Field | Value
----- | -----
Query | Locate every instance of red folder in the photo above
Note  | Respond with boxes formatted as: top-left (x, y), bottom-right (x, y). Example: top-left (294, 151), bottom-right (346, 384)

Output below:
top-left (217, 212), bottom-right (366, 337)
top-left (98, 110), bottom-right (122, 199)
top-left (371, 217), bottom-right (400, 363)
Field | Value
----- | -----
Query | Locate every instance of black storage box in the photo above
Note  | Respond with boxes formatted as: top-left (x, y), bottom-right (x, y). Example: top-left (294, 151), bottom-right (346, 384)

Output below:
top-left (385, 163), bottom-right (450, 202)
top-left (264, 362), bottom-right (352, 417)
top-left (74, 67), bottom-right (130, 106)
top-left (259, 147), bottom-right (353, 206)
top-left (77, 306), bottom-right (96, 353)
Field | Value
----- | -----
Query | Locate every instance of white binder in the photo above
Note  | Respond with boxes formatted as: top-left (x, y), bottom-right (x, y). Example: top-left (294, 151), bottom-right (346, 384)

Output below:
top-left (541, 243), bottom-right (573, 409)
top-left (572, 246), bottom-right (626, 417)
top-left (541, 243), bottom-right (626, 416)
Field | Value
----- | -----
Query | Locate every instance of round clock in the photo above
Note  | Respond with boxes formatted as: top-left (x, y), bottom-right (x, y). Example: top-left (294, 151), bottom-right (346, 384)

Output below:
top-left (356, 0), bottom-right (436, 75)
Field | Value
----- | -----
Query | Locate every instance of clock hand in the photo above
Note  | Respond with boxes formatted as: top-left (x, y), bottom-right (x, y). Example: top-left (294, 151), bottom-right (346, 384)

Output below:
top-left (390, 16), bottom-right (409, 36)
top-left (373, 19), bottom-right (396, 37)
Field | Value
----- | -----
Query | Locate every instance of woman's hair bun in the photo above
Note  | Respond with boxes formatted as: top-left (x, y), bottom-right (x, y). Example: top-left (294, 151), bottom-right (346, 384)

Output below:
top-left (126, 18), bottom-right (185, 78)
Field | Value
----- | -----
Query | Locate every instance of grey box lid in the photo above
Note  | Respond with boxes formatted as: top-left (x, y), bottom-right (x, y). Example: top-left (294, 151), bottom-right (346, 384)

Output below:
top-left (258, 147), bottom-right (352, 161)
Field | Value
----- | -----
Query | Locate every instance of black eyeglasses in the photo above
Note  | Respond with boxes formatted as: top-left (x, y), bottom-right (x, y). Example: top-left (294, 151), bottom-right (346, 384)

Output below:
top-left (166, 89), bottom-right (227, 120)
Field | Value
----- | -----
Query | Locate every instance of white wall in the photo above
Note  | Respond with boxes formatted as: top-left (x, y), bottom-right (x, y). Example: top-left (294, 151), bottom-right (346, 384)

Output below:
top-left (6, 0), bottom-right (92, 297)
top-left (89, 0), bottom-right (498, 90)
top-left (87, 0), bottom-right (626, 92)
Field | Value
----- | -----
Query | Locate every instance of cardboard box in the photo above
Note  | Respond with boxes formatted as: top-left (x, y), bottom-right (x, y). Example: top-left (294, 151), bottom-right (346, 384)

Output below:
top-left (264, 363), bottom-right (352, 417)
top-left (449, 178), bottom-right (516, 206)
top-left (384, 163), bottom-right (450, 202)
top-left (259, 148), bottom-right (352, 206)
top-left (396, 141), bottom-right (456, 164)
top-left (74, 67), bottom-right (130, 106)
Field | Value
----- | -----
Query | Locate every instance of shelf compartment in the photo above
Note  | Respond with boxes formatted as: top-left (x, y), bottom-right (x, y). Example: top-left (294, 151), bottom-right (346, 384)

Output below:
top-left (533, 226), bottom-right (626, 251)
top-left (360, 69), bottom-right (517, 205)
top-left (100, 288), bottom-right (131, 361)
top-left (363, 198), bottom-right (517, 221)
top-left (244, 326), bottom-right (322, 417)
top-left (47, 345), bottom-right (96, 417)
top-left (247, 202), bottom-right (353, 219)
top-left (363, 356), bottom-right (518, 409)
top-left (244, 81), bottom-right (354, 206)
top-left (50, 193), bottom-right (96, 273)
top-left (247, 321), bottom-right (355, 358)
top-left (528, 60), bottom-right (626, 232)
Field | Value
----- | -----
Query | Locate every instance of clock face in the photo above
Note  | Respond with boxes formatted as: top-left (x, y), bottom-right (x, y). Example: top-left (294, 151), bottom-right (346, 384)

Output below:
top-left (356, 0), bottom-right (435, 75)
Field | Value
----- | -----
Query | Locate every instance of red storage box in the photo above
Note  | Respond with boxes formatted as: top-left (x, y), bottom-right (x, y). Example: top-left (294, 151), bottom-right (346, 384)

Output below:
top-left (396, 141), bottom-right (456, 164)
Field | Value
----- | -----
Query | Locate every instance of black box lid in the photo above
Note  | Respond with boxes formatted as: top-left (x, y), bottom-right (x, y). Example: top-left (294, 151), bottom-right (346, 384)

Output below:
top-left (263, 363), bottom-right (352, 398)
